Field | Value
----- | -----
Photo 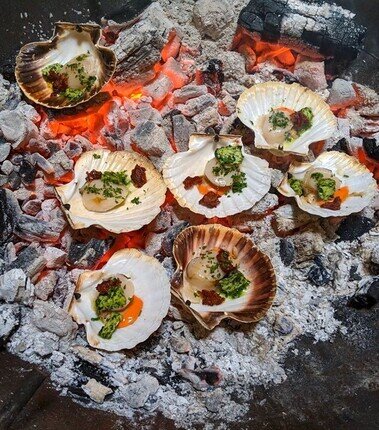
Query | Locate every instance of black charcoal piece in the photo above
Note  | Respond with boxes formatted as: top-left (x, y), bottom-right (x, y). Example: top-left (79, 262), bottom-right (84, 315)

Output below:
top-left (68, 238), bottom-right (113, 269)
top-left (336, 215), bottom-right (375, 242)
top-left (307, 255), bottom-right (331, 286)
top-left (363, 137), bottom-right (379, 161)
top-left (347, 280), bottom-right (378, 310)
top-left (238, 0), bottom-right (366, 61)
top-left (0, 189), bottom-right (20, 244)
top-left (19, 159), bottom-right (37, 184)
top-left (329, 138), bottom-right (350, 154)
top-left (279, 238), bottom-right (295, 266)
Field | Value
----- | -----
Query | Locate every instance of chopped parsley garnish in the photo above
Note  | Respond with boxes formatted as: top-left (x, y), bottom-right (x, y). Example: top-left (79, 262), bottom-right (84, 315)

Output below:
top-left (231, 171), bottom-right (247, 193)
top-left (102, 171), bottom-right (130, 186)
top-left (218, 270), bottom-right (250, 299)
top-left (269, 110), bottom-right (290, 129)
top-left (95, 285), bottom-right (127, 313)
top-left (289, 178), bottom-right (304, 196)
top-left (310, 172), bottom-right (324, 182)
top-left (62, 88), bottom-right (85, 102)
top-left (42, 63), bottom-right (64, 77)
top-left (98, 312), bottom-right (123, 339)
top-left (82, 170), bottom-right (131, 203)
top-left (215, 146), bottom-right (244, 166)
top-left (93, 154), bottom-right (101, 159)
top-left (131, 197), bottom-right (140, 205)
top-left (316, 178), bottom-right (336, 201)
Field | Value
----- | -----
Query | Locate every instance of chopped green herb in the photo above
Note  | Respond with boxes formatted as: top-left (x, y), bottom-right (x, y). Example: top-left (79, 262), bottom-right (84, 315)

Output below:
top-left (269, 110), bottom-right (290, 129)
top-left (310, 172), bottom-right (324, 181)
top-left (75, 53), bottom-right (89, 62)
top-left (93, 154), bottom-right (101, 159)
top-left (131, 197), bottom-right (140, 205)
top-left (62, 87), bottom-right (85, 103)
top-left (42, 63), bottom-right (64, 77)
top-left (289, 178), bottom-right (304, 196)
top-left (299, 107), bottom-right (314, 123)
top-left (317, 178), bottom-right (336, 201)
top-left (98, 312), bottom-right (122, 339)
top-left (231, 171), bottom-right (247, 193)
top-left (102, 171), bottom-right (130, 186)
top-left (91, 317), bottom-right (100, 321)
top-left (215, 146), bottom-right (244, 166)
top-left (218, 270), bottom-right (250, 299)
top-left (95, 286), bottom-right (127, 313)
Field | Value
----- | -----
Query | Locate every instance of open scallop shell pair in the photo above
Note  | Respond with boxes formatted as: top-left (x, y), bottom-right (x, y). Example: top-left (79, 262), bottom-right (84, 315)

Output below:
top-left (55, 149), bottom-right (167, 233)
top-left (237, 82), bottom-right (337, 156)
top-left (15, 22), bottom-right (116, 109)
top-left (69, 249), bottom-right (171, 351)
top-left (163, 134), bottom-right (271, 218)
top-left (172, 224), bottom-right (276, 330)
top-left (278, 151), bottom-right (377, 217)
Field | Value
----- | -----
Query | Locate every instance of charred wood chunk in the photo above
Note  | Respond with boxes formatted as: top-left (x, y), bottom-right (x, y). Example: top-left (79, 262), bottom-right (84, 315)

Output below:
top-left (19, 159), bottom-right (37, 184)
top-left (0, 189), bottom-right (20, 244)
top-left (196, 59), bottom-right (224, 96)
top-left (336, 215), bottom-right (375, 242)
top-left (199, 192), bottom-right (221, 208)
top-left (131, 165), bottom-right (147, 188)
top-left (238, 0), bottom-right (366, 61)
top-left (363, 137), bottom-right (379, 161)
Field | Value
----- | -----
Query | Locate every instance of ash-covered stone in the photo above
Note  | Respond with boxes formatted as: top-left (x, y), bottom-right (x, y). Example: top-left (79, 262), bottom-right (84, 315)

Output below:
top-left (327, 78), bottom-right (356, 107)
top-left (0, 109), bottom-right (37, 149)
top-left (336, 215), bottom-right (375, 242)
top-left (0, 268), bottom-right (34, 305)
top-left (193, 0), bottom-right (233, 40)
top-left (0, 143), bottom-right (10, 162)
top-left (35, 271), bottom-right (57, 301)
top-left (68, 238), bottom-right (112, 269)
top-left (32, 300), bottom-right (77, 338)
top-left (123, 374), bottom-right (159, 408)
top-left (82, 378), bottom-right (113, 403)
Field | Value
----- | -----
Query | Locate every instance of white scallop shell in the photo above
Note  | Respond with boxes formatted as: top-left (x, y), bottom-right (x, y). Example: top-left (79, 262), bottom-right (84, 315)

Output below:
top-left (162, 134), bottom-right (271, 218)
top-left (55, 149), bottom-right (167, 233)
top-left (278, 151), bottom-right (377, 217)
top-left (237, 82), bottom-right (337, 155)
top-left (69, 249), bottom-right (171, 351)
top-left (172, 224), bottom-right (276, 330)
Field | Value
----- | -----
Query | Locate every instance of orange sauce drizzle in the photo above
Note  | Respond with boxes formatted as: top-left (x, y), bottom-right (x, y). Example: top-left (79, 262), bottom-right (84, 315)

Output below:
top-left (196, 178), bottom-right (229, 196)
top-left (118, 296), bottom-right (143, 328)
top-left (334, 186), bottom-right (349, 202)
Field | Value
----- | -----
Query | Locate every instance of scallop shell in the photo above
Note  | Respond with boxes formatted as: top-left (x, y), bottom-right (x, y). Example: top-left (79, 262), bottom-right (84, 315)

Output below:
top-left (236, 82), bottom-right (337, 155)
top-left (162, 134), bottom-right (271, 218)
top-left (15, 22), bottom-right (116, 109)
top-left (278, 151), bottom-right (377, 217)
top-left (55, 149), bottom-right (167, 233)
top-left (69, 249), bottom-right (171, 351)
top-left (172, 224), bottom-right (276, 330)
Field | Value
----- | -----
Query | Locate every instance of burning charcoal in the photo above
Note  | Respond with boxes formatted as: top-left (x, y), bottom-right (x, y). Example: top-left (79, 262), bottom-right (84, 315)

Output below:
top-left (148, 209), bottom-right (172, 233)
top-left (82, 379), bottom-right (113, 404)
top-left (123, 375), bottom-right (159, 408)
top-left (179, 93), bottom-right (218, 117)
top-left (32, 300), bottom-right (77, 338)
top-left (143, 74), bottom-right (174, 104)
top-left (172, 85), bottom-right (208, 104)
top-left (172, 114), bottom-right (196, 152)
top-left (161, 221), bottom-right (190, 257)
top-left (68, 238), bottom-right (112, 269)
top-left (111, 3), bottom-right (175, 82)
top-left (35, 271), bottom-right (57, 301)
top-left (131, 121), bottom-right (171, 157)
top-left (19, 159), bottom-right (37, 184)
top-left (48, 150), bottom-right (74, 178)
top-left (0, 304), bottom-right (20, 342)
top-left (63, 140), bottom-right (83, 159)
top-left (0, 143), bottom-right (10, 162)
top-left (161, 57), bottom-right (188, 90)
top-left (0, 109), bottom-right (37, 149)
top-left (21, 199), bottom-right (42, 216)
top-left (193, 107), bottom-right (220, 133)
top-left (145, 232), bottom-right (165, 258)
top-left (31, 153), bottom-right (54, 174)
top-left (294, 56), bottom-right (327, 92)
top-left (336, 215), bottom-right (375, 242)
top-left (279, 238), bottom-right (295, 266)
top-left (0, 268), bottom-right (34, 305)
top-left (128, 106), bottom-right (162, 127)
top-left (307, 256), bottom-right (331, 286)
top-left (193, 0), bottom-right (233, 40)
top-left (0, 189), bottom-right (20, 244)
top-left (327, 78), bottom-right (356, 108)
top-left (1, 160), bottom-right (13, 175)
top-left (7, 245), bottom-right (46, 280)
top-left (15, 215), bottom-right (64, 243)
top-left (7, 171), bottom-right (21, 190)
top-left (274, 315), bottom-right (294, 335)
top-left (363, 137), bottom-right (379, 161)
top-left (44, 246), bottom-right (67, 269)
top-left (238, 0), bottom-right (366, 62)
top-left (196, 60), bottom-right (224, 96)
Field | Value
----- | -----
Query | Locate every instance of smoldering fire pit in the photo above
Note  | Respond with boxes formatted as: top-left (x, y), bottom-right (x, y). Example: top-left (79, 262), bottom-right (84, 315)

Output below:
top-left (0, 0), bottom-right (378, 428)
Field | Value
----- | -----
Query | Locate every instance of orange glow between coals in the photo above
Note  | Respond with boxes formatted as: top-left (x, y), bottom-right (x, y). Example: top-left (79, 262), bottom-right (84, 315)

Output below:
top-left (118, 296), bottom-right (143, 328)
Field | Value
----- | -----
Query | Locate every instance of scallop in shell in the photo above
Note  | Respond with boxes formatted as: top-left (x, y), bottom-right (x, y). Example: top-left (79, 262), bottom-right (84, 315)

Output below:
top-left (172, 224), bottom-right (276, 330)
top-left (237, 82), bottom-right (337, 155)
top-left (69, 249), bottom-right (171, 351)
top-left (55, 149), bottom-right (167, 233)
top-left (162, 134), bottom-right (271, 218)
top-left (278, 151), bottom-right (377, 217)
top-left (15, 22), bottom-right (116, 109)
